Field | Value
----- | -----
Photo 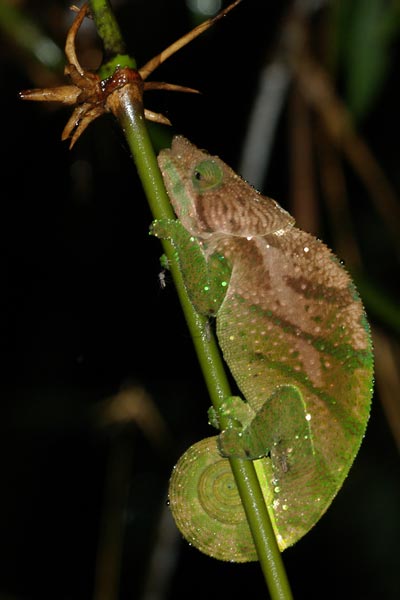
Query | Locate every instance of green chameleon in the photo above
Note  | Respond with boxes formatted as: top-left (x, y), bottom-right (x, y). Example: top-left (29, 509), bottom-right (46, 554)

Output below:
top-left (151, 136), bottom-right (373, 562)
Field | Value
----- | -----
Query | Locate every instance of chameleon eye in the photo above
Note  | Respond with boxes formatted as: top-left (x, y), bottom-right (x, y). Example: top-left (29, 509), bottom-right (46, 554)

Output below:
top-left (192, 160), bottom-right (223, 191)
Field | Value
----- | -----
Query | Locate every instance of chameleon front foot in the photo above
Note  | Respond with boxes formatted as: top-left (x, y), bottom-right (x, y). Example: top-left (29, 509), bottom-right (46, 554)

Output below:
top-left (149, 218), bottom-right (179, 240)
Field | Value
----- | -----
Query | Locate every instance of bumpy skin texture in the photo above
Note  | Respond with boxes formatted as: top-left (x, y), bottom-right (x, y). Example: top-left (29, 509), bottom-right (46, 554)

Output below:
top-left (154, 136), bottom-right (373, 560)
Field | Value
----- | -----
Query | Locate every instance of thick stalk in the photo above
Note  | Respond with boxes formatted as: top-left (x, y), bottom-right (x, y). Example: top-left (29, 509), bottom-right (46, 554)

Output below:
top-left (91, 2), bottom-right (294, 597)
top-left (111, 86), bottom-right (293, 599)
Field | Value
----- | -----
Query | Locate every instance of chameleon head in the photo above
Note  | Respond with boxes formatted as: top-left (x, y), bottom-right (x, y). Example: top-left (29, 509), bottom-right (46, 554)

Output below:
top-left (157, 136), bottom-right (295, 239)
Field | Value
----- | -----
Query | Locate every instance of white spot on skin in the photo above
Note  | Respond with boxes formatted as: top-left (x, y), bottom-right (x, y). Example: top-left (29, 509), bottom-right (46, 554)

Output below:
top-left (303, 246), bottom-right (310, 253)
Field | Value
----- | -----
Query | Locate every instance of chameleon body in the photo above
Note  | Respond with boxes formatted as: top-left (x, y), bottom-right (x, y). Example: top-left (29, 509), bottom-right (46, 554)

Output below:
top-left (152, 136), bottom-right (373, 561)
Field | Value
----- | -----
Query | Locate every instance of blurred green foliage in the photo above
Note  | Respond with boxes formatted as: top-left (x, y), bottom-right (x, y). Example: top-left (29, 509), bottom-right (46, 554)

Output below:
top-left (330, 0), bottom-right (400, 119)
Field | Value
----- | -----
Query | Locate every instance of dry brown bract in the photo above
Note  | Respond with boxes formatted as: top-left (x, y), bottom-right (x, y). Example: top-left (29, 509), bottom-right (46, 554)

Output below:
top-left (20, 1), bottom-right (241, 149)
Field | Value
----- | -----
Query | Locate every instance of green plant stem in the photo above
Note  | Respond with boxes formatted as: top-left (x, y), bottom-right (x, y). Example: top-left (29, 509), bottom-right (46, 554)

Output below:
top-left (89, 0), bottom-right (135, 77)
top-left (118, 98), bottom-right (293, 600)
top-left (119, 97), bottom-right (294, 600)
top-left (89, 0), bottom-right (126, 56)
top-left (90, 3), bottom-right (294, 598)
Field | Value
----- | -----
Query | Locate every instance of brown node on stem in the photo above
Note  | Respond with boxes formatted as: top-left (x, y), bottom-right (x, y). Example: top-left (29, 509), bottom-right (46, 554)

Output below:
top-left (20, 1), bottom-right (241, 148)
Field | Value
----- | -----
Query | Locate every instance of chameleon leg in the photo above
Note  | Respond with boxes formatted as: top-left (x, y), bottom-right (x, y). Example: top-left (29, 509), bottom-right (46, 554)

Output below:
top-left (218, 385), bottom-right (315, 467)
top-left (208, 395), bottom-right (255, 430)
top-left (150, 218), bottom-right (230, 315)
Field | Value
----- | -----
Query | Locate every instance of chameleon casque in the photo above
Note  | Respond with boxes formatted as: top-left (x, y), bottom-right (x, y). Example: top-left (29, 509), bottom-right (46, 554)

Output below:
top-left (151, 136), bottom-right (373, 562)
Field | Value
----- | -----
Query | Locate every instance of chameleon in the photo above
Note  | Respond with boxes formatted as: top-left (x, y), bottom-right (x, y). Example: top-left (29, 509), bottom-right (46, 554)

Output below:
top-left (151, 135), bottom-right (373, 562)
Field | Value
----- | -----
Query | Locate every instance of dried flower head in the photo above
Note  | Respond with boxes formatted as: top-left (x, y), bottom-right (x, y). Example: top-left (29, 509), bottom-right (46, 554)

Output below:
top-left (20, 1), bottom-right (240, 148)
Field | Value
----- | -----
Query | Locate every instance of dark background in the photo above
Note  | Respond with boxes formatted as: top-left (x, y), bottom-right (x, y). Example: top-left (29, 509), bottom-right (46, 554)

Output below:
top-left (1, 0), bottom-right (399, 598)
